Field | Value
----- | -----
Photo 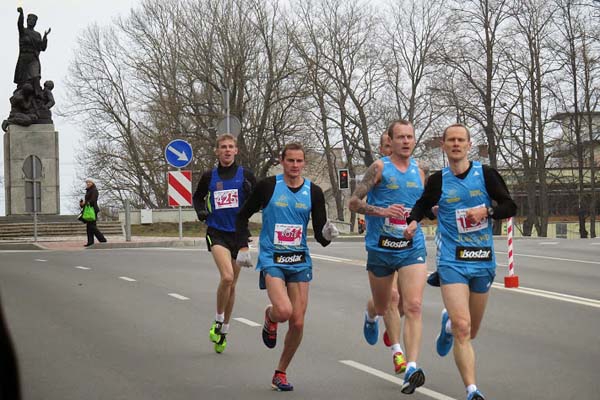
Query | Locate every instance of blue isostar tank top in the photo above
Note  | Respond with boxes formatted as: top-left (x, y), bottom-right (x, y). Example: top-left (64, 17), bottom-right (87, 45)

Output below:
top-left (436, 161), bottom-right (495, 269)
top-left (257, 175), bottom-right (312, 271)
top-left (206, 166), bottom-right (246, 232)
top-left (365, 157), bottom-right (425, 253)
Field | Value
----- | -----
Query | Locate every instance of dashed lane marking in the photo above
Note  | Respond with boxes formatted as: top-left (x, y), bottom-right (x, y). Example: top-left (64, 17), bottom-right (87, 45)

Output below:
top-left (168, 293), bottom-right (189, 300)
top-left (34, 259), bottom-right (47, 262)
top-left (340, 360), bottom-right (457, 400)
top-left (75, 266), bottom-right (90, 270)
top-left (119, 276), bottom-right (137, 282)
top-left (233, 317), bottom-right (261, 327)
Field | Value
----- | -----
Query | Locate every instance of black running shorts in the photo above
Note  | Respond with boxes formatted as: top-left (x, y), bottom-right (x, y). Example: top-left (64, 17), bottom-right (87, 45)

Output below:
top-left (206, 226), bottom-right (241, 259)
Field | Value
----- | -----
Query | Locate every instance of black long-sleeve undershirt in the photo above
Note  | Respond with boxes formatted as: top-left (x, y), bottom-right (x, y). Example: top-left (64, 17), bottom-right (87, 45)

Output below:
top-left (409, 162), bottom-right (517, 223)
top-left (236, 176), bottom-right (331, 247)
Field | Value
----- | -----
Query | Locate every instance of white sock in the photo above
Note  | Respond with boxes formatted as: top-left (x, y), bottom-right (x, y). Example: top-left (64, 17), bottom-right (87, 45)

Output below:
top-left (390, 343), bottom-right (403, 354)
top-left (365, 310), bottom-right (379, 323)
top-left (215, 313), bottom-right (225, 323)
top-left (221, 323), bottom-right (230, 334)
top-left (445, 318), bottom-right (452, 335)
top-left (466, 384), bottom-right (477, 395)
top-left (407, 361), bottom-right (417, 370)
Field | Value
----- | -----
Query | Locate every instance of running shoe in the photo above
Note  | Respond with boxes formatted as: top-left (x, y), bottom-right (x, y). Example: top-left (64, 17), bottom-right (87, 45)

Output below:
top-left (363, 314), bottom-right (379, 345)
top-left (467, 389), bottom-right (485, 400)
top-left (401, 366), bottom-right (425, 394)
top-left (214, 333), bottom-right (227, 353)
top-left (383, 330), bottom-right (391, 347)
top-left (271, 371), bottom-right (294, 391)
top-left (427, 271), bottom-right (440, 287)
top-left (209, 320), bottom-right (222, 343)
top-left (262, 305), bottom-right (278, 349)
top-left (436, 309), bottom-right (453, 357)
top-left (393, 351), bottom-right (407, 374)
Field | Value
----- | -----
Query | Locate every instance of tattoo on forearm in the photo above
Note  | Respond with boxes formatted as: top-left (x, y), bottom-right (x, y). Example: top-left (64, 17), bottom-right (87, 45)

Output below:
top-left (356, 204), bottom-right (383, 215)
top-left (352, 163), bottom-right (379, 200)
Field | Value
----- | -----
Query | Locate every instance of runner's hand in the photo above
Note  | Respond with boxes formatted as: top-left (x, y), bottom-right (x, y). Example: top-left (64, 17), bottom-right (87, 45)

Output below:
top-left (322, 220), bottom-right (339, 241)
top-left (236, 249), bottom-right (253, 268)
top-left (386, 204), bottom-right (406, 219)
top-left (404, 221), bottom-right (418, 240)
top-left (196, 210), bottom-right (209, 222)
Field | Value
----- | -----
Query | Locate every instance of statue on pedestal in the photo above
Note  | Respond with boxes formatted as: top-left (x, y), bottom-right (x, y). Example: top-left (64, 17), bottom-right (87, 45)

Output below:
top-left (2, 7), bottom-right (54, 132)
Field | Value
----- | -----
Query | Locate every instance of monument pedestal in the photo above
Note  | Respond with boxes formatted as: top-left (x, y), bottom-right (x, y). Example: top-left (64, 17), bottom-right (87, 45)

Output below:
top-left (4, 124), bottom-right (60, 215)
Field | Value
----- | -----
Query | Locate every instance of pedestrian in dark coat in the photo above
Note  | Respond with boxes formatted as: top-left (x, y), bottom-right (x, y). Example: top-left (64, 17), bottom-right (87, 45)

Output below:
top-left (80, 178), bottom-right (107, 247)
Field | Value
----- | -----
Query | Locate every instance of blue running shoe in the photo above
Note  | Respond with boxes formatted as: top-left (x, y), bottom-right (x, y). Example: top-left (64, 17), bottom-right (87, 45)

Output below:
top-left (436, 309), bottom-right (453, 357)
top-left (427, 271), bottom-right (440, 287)
top-left (271, 371), bottom-right (293, 391)
top-left (401, 366), bottom-right (425, 394)
top-left (467, 389), bottom-right (485, 400)
top-left (363, 314), bottom-right (379, 345)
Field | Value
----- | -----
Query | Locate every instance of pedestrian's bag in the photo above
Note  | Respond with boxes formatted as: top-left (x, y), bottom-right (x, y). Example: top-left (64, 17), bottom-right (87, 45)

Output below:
top-left (82, 205), bottom-right (96, 222)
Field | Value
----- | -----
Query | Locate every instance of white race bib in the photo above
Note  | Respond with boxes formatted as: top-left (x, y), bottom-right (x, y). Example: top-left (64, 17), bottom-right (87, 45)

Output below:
top-left (455, 205), bottom-right (488, 234)
top-left (274, 224), bottom-right (303, 246)
top-left (214, 189), bottom-right (239, 210)
top-left (385, 207), bottom-right (411, 230)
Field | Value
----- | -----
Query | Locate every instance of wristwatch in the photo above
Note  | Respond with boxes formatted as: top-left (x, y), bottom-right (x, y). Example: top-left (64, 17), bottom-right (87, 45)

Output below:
top-left (487, 207), bottom-right (494, 217)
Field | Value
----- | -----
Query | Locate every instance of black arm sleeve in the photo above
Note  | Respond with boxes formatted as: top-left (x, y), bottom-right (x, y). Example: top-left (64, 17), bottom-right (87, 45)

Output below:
top-left (408, 171), bottom-right (442, 223)
top-left (483, 166), bottom-right (517, 219)
top-left (0, 295), bottom-right (21, 400)
top-left (236, 176), bottom-right (276, 246)
top-left (192, 171), bottom-right (212, 214)
top-left (310, 183), bottom-right (331, 247)
top-left (243, 169), bottom-right (257, 196)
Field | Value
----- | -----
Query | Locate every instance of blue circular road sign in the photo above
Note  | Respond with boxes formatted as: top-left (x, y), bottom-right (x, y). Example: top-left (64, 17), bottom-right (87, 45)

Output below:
top-left (165, 139), bottom-right (193, 168)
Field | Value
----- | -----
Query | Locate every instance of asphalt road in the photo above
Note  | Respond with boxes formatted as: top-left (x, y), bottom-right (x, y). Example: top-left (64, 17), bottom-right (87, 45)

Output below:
top-left (1, 237), bottom-right (599, 400)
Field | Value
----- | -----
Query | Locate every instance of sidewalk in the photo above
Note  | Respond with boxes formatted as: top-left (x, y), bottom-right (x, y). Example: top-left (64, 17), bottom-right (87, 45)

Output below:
top-left (0, 234), bottom-right (203, 251)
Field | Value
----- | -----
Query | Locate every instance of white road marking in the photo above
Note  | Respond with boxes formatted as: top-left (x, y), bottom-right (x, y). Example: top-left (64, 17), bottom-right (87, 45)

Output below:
top-left (538, 242), bottom-right (558, 245)
top-left (311, 253), bottom-right (362, 265)
top-left (496, 251), bottom-right (600, 265)
top-left (494, 284), bottom-right (600, 308)
top-left (233, 317), bottom-right (261, 327)
top-left (340, 360), bottom-right (457, 400)
top-left (75, 266), bottom-right (90, 270)
top-left (591, 242), bottom-right (600, 245)
top-left (119, 276), bottom-right (137, 282)
top-left (34, 259), bottom-right (47, 262)
top-left (168, 293), bottom-right (189, 300)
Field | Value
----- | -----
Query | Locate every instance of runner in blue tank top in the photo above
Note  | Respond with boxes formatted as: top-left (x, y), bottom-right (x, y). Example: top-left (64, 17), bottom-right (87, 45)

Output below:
top-left (405, 124), bottom-right (517, 400)
top-left (349, 120), bottom-right (429, 394)
top-left (192, 134), bottom-right (256, 354)
top-left (236, 143), bottom-right (339, 392)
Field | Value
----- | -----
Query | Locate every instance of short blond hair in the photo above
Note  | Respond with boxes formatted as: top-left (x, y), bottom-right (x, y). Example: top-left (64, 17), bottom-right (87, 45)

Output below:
top-left (442, 123), bottom-right (471, 141)
top-left (215, 133), bottom-right (237, 148)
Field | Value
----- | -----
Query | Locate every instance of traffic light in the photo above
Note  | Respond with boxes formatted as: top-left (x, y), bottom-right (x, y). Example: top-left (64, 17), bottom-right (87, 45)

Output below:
top-left (338, 168), bottom-right (350, 190)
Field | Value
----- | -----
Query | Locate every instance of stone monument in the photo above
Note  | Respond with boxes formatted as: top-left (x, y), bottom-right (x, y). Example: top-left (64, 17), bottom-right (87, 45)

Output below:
top-left (3, 7), bottom-right (59, 215)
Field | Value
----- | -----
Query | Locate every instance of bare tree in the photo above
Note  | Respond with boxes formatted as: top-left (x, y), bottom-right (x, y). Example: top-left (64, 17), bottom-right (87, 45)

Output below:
top-left (551, 0), bottom-right (599, 237)
top-left (381, 0), bottom-right (449, 147)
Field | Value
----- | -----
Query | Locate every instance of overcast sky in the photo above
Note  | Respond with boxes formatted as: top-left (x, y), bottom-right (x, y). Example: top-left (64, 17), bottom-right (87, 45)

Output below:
top-left (0, 0), bottom-right (141, 215)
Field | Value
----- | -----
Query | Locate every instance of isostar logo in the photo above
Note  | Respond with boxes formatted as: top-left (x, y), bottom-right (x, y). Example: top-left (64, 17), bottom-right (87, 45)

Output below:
top-left (378, 235), bottom-right (412, 250)
top-left (274, 252), bottom-right (306, 265)
top-left (455, 247), bottom-right (492, 261)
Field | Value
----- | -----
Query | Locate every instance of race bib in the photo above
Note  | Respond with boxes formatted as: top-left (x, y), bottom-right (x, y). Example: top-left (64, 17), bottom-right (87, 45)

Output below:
top-left (214, 189), bottom-right (239, 210)
top-left (455, 205), bottom-right (488, 234)
top-left (274, 224), bottom-right (303, 246)
top-left (385, 207), bottom-right (411, 231)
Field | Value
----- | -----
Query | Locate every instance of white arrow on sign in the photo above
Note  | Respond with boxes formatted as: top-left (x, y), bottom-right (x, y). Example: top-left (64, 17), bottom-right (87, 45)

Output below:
top-left (168, 145), bottom-right (189, 161)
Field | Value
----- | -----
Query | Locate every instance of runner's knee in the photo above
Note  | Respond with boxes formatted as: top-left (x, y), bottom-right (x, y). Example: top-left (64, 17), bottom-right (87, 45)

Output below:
top-left (402, 297), bottom-right (422, 318)
top-left (451, 316), bottom-right (471, 342)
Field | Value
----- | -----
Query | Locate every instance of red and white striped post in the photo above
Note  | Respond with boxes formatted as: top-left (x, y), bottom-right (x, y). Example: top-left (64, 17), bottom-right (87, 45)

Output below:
top-left (504, 217), bottom-right (519, 288)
